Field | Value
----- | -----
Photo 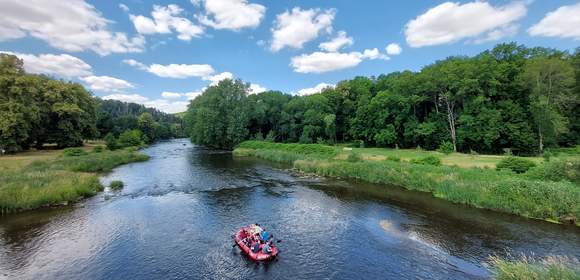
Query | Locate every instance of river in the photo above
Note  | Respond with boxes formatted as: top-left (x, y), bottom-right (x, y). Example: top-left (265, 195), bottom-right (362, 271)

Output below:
top-left (0, 139), bottom-right (578, 279)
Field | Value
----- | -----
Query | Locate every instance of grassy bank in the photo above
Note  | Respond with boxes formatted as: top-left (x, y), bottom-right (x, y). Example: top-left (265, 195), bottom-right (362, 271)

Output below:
top-left (0, 147), bottom-right (149, 213)
top-left (234, 141), bottom-right (580, 225)
top-left (490, 255), bottom-right (580, 280)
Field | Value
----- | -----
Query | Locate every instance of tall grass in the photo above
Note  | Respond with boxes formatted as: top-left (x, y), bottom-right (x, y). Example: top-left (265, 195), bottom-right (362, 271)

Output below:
top-left (234, 141), bottom-right (579, 225)
top-left (0, 149), bottom-right (149, 213)
top-left (490, 255), bottom-right (580, 280)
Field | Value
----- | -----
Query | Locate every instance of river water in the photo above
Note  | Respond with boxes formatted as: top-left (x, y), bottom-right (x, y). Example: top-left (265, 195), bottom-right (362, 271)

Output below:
top-left (0, 139), bottom-right (578, 279)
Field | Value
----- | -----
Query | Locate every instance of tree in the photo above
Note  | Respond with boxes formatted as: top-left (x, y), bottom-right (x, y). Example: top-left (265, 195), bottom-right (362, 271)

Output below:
top-left (186, 79), bottom-right (250, 150)
top-left (138, 112), bottom-right (157, 143)
top-left (522, 56), bottom-right (575, 153)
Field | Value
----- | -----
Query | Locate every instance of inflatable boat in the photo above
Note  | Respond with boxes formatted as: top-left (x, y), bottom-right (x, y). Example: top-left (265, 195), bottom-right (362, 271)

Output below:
top-left (234, 226), bottom-right (278, 261)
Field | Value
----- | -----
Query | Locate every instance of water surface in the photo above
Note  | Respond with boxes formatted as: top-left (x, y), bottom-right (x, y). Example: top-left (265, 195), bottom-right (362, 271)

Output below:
top-left (1, 139), bottom-right (578, 279)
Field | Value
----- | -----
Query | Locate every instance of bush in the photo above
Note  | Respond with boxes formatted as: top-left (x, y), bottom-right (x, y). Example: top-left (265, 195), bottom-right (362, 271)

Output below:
top-left (117, 129), bottom-right (144, 148)
top-left (437, 141), bottom-right (454, 155)
top-left (104, 133), bottom-right (118, 150)
top-left (411, 155), bottom-right (441, 166)
top-left (496, 157), bottom-right (536, 174)
top-left (109, 180), bottom-right (124, 190)
top-left (346, 151), bottom-right (362, 162)
top-left (92, 146), bottom-right (104, 153)
top-left (386, 155), bottom-right (401, 162)
top-left (542, 150), bottom-right (553, 162)
top-left (63, 147), bottom-right (87, 157)
top-left (526, 159), bottom-right (580, 184)
top-left (490, 255), bottom-right (580, 280)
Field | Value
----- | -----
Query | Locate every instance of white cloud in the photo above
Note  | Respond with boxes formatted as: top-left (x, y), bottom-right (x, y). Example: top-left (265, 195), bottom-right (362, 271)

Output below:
top-left (295, 83), bottom-right (334, 96)
top-left (528, 2), bottom-right (580, 40)
top-left (197, 0), bottom-right (266, 30)
top-left (271, 7), bottom-right (335, 52)
top-left (385, 43), bottom-right (402, 55)
top-left (203, 71), bottom-right (233, 85)
top-left (291, 48), bottom-right (388, 73)
top-left (102, 93), bottom-right (149, 103)
top-left (249, 83), bottom-right (267, 94)
top-left (130, 4), bottom-right (204, 41)
top-left (1, 51), bottom-right (93, 78)
top-left (185, 90), bottom-right (205, 100)
top-left (161, 91), bottom-right (183, 99)
top-left (361, 48), bottom-right (389, 60)
top-left (148, 63), bottom-right (215, 78)
top-left (102, 93), bottom-right (189, 113)
top-left (124, 59), bottom-right (215, 79)
top-left (122, 59), bottom-right (148, 70)
top-left (405, 1), bottom-right (526, 47)
top-left (319, 31), bottom-right (353, 52)
top-left (80, 75), bottom-right (134, 92)
top-left (119, 3), bottom-right (129, 12)
top-left (291, 52), bottom-right (361, 73)
top-left (0, 0), bottom-right (144, 55)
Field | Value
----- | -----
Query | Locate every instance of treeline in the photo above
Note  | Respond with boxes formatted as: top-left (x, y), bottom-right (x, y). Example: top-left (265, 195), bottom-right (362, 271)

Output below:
top-left (0, 54), bottom-right (183, 153)
top-left (186, 43), bottom-right (580, 154)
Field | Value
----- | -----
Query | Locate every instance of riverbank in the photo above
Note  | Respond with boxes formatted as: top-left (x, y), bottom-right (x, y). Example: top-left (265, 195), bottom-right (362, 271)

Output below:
top-left (0, 146), bottom-right (149, 214)
top-left (233, 141), bottom-right (579, 226)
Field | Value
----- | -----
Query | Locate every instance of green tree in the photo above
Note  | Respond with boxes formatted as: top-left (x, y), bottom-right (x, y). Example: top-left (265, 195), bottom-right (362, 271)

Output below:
top-left (186, 79), bottom-right (250, 149)
top-left (522, 56), bottom-right (575, 153)
top-left (138, 112), bottom-right (157, 143)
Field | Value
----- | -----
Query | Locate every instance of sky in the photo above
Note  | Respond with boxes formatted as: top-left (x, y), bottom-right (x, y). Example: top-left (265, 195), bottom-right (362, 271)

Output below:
top-left (1, 0), bottom-right (579, 113)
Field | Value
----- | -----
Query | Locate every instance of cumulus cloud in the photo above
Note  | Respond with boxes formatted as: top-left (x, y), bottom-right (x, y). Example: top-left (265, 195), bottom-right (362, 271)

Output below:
top-left (405, 1), bottom-right (526, 47)
top-left (295, 83), bottom-right (335, 96)
top-left (102, 93), bottom-right (149, 103)
top-left (361, 48), bottom-right (389, 60)
top-left (385, 43), bottom-right (402, 55)
top-left (203, 71), bottom-right (234, 85)
top-left (0, 51), bottom-right (92, 78)
top-left (80, 75), bottom-right (134, 92)
top-left (197, 0), bottom-right (266, 30)
top-left (528, 2), bottom-right (580, 40)
top-left (249, 83), bottom-right (267, 94)
top-left (130, 4), bottom-right (204, 41)
top-left (0, 0), bottom-right (144, 55)
top-left (102, 93), bottom-right (189, 113)
top-left (124, 59), bottom-right (215, 79)
top-left (319, 31), bottom-right (353, 52)
top-left (119, 3), bottom-right (129, 12)
top-left (148, 63), bottom-right (215, 78)
top-left (184, 90), bottom-right (205, 100)
top-left (161, 91), bottom-right (183, 99)
top-left (291, 48), bottom-right (388, 73)
top-left (271, 7), bottom-right (335, 52)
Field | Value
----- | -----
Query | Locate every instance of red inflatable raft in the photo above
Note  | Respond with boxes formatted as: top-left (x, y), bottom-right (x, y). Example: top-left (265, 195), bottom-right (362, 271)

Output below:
top-left (234, 225), bottom-right (278, 261)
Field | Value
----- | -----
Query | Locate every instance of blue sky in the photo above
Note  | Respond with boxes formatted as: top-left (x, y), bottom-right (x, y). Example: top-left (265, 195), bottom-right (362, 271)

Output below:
top-left (1, 0), bottom-right (579, 113)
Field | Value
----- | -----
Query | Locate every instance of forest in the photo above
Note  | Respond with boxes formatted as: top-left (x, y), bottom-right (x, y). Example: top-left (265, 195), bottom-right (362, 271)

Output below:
top-left (186, 43), bottom-right (580, 154)
top-left (0, 54), bottom-right (184, 153)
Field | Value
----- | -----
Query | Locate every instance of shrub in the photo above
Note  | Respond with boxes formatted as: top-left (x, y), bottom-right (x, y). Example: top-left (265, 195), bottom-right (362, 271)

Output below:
top-left (63, 147), bottom-right (87, 157)
top-left (490, 255), bottom-right (580, 280)
top-left (92, 146), bottom-right (104, 153)
top-left (437, 141), bottom-right (454, 154)
top-left (386, 155), bottom-right (401, 162)
top-left (117, 129), bottom-right (144, 148)
top-left (496, 157), bottom-right (536, 174)
top-left (411, 155), bottom-right (441, 166)
top-left (109, 180), bottom-right (124, 190)
top-left (104, 133), bottom-right (118, 150)
top-left (526, 159), bottom-right (580, 184)
top-left (346, 151), bottom-right (362, 162)
top-left (542, 150), bottom-right (553, 162)
top-left (265, 130), bottom-right (276, 142)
